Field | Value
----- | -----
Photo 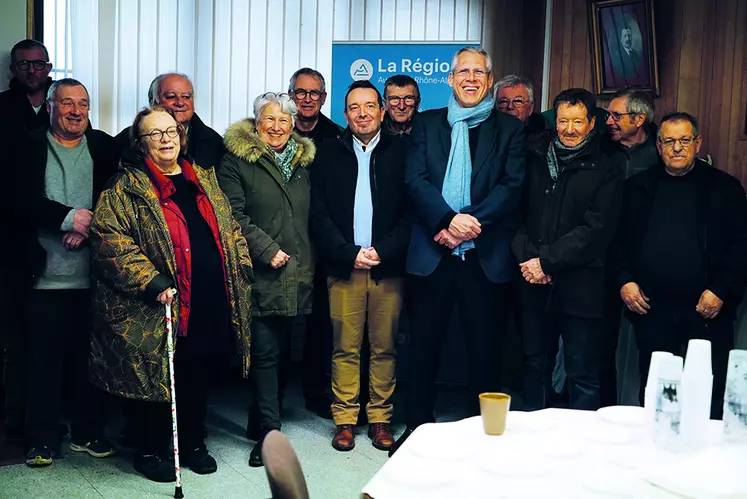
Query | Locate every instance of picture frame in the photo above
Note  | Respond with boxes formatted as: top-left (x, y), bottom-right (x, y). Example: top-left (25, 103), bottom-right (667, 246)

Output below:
top-left (588, 0), bottom-right (659, 96)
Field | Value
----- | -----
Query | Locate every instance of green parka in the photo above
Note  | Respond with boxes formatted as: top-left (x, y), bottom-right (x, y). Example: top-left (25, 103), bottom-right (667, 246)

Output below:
top-left (219, 119), bottom-right (315, 317)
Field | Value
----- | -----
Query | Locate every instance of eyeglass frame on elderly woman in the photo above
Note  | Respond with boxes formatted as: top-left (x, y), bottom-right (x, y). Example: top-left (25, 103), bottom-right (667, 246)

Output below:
top-left (139, 126), bottom-right (180, 142)
top-left (261, 92), bottom-right (293, 101)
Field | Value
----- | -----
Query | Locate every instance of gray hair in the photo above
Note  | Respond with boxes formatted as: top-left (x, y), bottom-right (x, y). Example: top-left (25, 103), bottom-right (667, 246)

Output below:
top-left (147, 73), bottom-right (193, 106)
top-left (47, 78), bottom-right (89, 102)
top-left (493, 74), bottom-right (534, 104)
top-left (253, 93), bottom-right (298, 124)
top-left (451, 46), bottom-right (493, 74)
top-left (288, 68), bottom-right (327, 94)
top-left (612, 88), bottom-right (655, 123)
top-left (658, 112), bottom-right (700, 139)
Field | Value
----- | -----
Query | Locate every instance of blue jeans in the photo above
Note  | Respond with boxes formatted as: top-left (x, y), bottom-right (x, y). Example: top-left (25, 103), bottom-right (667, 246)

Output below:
top-left (521, 310), bottom-right (602, 411)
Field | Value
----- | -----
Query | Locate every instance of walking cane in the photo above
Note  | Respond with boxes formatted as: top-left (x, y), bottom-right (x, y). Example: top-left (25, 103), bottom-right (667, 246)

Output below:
top-left (165, 290), bottom-right (184, 498)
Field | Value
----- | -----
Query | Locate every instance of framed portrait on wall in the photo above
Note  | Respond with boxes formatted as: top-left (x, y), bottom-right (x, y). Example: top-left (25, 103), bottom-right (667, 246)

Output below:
top-left (589, 0), bottom-right (659, 95)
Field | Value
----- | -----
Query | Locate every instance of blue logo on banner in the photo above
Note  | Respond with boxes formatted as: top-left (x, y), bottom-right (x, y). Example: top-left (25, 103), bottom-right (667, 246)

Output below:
top-left (331, 42), bottom-right (479, 126)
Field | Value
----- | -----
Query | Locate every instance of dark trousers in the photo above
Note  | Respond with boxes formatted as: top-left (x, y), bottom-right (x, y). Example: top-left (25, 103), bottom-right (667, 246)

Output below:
top-left (302, 268), bottom-right (333, 406)
top-left (522, 305), bottom-right (602, 411)
top-left (128, 349), bottom-right (216, 457)
top-left (405, 253), bottom-right (510, 428)
top-left (250, 316), bottom-right (294, 433)
top-left (0, 270), bottom-right (29, 429)
top-left (25, 289), bottom-right (108, 448)
top-left (600, 284), bottom-right (623, 407)
top-left (630, 298), bottom-right (732, 419)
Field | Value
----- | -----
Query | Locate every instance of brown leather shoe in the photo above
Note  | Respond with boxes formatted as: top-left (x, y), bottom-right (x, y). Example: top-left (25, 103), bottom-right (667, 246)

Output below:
top-left (332, 425), bottom-right (355, 451)
top-left (368, 423), bottom-right (394, 450)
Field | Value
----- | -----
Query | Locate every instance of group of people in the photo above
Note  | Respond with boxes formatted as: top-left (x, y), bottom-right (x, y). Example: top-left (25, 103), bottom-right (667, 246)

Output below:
top-left (1, 38), bottom-right (745, 485)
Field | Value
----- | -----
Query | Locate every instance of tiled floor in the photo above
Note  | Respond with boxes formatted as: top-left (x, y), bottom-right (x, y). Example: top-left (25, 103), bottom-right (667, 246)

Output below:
top-left (0, 378), bottom-right (472, 499)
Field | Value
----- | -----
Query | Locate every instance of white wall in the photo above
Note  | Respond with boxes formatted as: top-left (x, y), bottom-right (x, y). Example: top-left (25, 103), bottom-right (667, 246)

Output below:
top-left (0, 0), bottom-right (29, 91)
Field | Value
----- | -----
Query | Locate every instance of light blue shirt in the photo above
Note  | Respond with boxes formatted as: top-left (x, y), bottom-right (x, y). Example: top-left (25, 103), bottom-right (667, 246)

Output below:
top-left (352, 131), bottom-right (380, 249)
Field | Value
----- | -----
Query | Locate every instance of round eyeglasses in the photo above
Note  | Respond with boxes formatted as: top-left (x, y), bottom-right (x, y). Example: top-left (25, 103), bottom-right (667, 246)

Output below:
top-left (139, 126), bottom-right (179, 142)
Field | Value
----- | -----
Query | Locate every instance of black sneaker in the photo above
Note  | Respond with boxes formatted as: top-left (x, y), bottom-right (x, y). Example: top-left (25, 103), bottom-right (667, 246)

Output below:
top-left (70, 438), bottom-right (117, 458)
top-left (183, 446), bottom-right (217, 474)
top-left (134, 454), bottom-right (176, 483)
top-left (26, 445), bottom-right (55, 467)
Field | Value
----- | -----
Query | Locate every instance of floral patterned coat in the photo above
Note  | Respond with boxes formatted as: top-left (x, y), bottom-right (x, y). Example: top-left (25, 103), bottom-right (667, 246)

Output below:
top-left (89, 160), bottom-right (253, 402)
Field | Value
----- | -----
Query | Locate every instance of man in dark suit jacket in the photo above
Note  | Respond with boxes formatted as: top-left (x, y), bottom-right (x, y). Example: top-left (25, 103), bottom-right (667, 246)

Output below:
top-left (115, 73), bottom-right (224, 170)
top-left (611, 28), bottom-right (643, 81)
top-left (389, 47), bottom-right (525, 455)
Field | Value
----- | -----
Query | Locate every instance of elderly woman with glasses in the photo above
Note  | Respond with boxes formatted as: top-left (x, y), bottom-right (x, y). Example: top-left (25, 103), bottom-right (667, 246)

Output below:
top-left (89, 106), bottom-right (253, 482)
top-left (218, 92), bottom-right (315, 467)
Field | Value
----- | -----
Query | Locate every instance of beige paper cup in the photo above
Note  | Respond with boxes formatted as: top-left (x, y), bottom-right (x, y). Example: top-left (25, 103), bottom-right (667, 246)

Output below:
top-left (479, 392), bottom-right (511, 435)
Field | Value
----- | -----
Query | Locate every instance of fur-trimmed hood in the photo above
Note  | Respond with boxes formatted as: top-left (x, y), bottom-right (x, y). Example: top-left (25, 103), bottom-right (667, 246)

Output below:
top-left (223, 118), bottom-right (315, 167)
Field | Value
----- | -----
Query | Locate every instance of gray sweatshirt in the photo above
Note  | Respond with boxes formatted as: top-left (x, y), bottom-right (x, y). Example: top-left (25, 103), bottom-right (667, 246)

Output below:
top-left (35, 132), bottom-right (94, 290)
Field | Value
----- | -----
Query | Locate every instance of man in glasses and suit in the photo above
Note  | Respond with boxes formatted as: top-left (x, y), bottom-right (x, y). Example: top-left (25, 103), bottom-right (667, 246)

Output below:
top-left (289, 68), bottom-right (342, 144)
top-left (0, 38), bottom-right (54, 445)
top-left (383, 74), bottom-right (420, 136)
top-left (493, 74), bottom-right (546, 140)
top-left (599, 88), bottom-right (660, 408)
top-left (288, 68), bottom-right (342, 421)
top-left (0, 39), bottom-right (54, 136)
top-left (115, 73), bottom-right (224, 170)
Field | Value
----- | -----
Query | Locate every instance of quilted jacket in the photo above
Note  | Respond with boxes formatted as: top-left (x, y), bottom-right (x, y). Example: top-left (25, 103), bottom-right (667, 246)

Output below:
top-left (89, 160), bottom-right (253, 402)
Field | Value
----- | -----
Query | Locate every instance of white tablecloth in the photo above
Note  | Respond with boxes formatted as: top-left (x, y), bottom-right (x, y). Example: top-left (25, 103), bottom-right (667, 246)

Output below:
top-left (362, 408), bottom-right (747, 499)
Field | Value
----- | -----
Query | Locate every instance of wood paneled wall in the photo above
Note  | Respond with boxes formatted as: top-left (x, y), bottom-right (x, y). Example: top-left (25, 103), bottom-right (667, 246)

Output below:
top-left (546, 0), bottom-right (747, 186)
top-left (484, 0), bottom-right (547, 99)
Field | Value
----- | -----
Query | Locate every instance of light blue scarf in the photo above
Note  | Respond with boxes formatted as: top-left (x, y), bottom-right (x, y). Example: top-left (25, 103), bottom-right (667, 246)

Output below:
top-left (442, 94), bottom-right (495, 258)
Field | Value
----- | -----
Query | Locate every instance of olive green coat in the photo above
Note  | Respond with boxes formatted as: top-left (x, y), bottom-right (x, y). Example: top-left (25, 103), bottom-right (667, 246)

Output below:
top-left (89, 162), bottom-right (253, 402)
top-left (219, 119), bottom-right (315, 317)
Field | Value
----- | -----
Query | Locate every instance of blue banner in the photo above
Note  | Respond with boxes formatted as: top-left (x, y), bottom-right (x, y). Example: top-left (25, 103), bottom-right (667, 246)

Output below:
top-left (330, 42), bottom-right (479, 127)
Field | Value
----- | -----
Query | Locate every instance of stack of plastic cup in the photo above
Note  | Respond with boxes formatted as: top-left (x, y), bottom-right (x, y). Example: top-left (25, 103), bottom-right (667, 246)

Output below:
top-left (654, 355), bottom-right (684, 450)
top-left (723, 349), bottom-right (747, 442)
top-left (645, 352), bottom-right (675, 426)
top-left (680, 339), bottom-right (713, 449)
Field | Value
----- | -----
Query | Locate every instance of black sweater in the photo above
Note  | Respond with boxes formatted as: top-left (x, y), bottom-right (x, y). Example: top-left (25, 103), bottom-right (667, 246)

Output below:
top-left (310, 130), bottom-right (410, 281)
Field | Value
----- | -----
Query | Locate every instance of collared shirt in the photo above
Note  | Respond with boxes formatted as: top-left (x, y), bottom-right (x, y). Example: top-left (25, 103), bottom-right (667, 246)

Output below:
top-left (352, 130), bottom-right (381, 248)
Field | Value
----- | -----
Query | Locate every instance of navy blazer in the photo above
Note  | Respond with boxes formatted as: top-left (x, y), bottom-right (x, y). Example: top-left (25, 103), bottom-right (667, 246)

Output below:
top-left (405, 107), bottom-right (525, 283)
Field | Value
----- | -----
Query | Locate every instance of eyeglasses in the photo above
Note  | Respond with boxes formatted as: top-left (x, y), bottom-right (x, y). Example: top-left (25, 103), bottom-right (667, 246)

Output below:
top-left (139, 126), bottom-right (179, 142)
top-left (14, 60), bottom-right (51, 71)
top-left (659, 136), bottom-right (698, 149)
top-left (497, 98), bottom-right (529, 109)
top-left (262, 92), bottom-right (292, 101)
top-left (291, 89), bottom-right (323, 101)
top-left (608, 111), bottom-right (636, 122)
top-left (386, 95), bottom-right (418, 107)
top-left (453, 68), bottom-right (489, 79)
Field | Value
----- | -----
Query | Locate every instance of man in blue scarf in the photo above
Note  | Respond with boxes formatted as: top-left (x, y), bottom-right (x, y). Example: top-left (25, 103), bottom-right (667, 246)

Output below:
top-left (390, 47), bottom-right (525, 456)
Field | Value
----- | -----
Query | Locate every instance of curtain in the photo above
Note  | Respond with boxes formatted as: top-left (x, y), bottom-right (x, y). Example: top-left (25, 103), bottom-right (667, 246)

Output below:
top-left (67, 0), bottom-right (485, 137)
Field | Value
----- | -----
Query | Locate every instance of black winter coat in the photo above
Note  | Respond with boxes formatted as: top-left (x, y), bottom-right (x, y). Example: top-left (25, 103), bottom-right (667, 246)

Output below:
top-left (610, 159), bottom-right (747, 319)
top-left (601, 124), bottom-right (660, 180)
top-left (310, 130), bottom-right (410, 281)
top-left (512, 132), bottom-right (624, 318)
